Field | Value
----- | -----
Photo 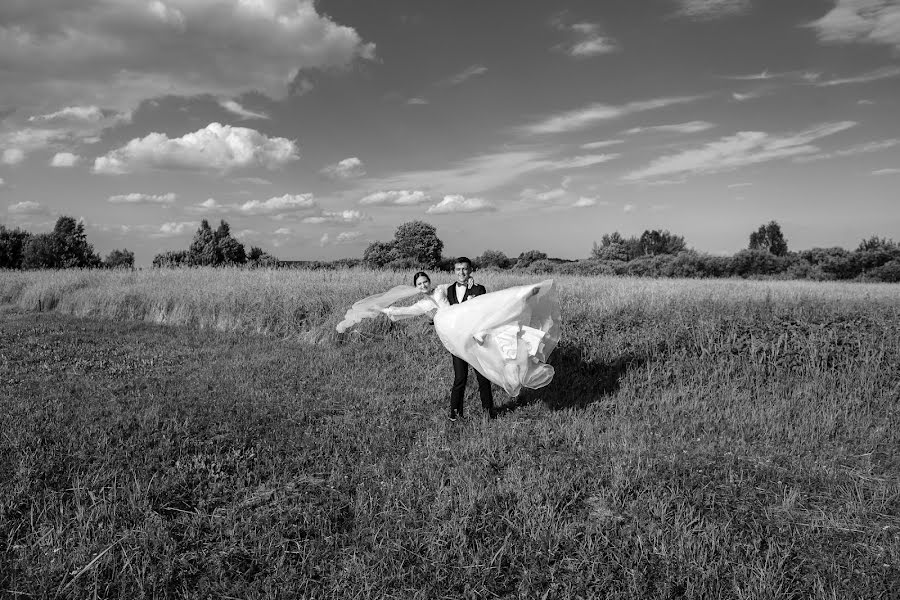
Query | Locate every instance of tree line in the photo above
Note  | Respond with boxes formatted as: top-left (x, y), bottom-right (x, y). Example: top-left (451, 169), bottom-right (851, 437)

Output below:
top-left (3, 216), bottom-right (898, 282)
top-left (0, 217), bottom-right (276, 270)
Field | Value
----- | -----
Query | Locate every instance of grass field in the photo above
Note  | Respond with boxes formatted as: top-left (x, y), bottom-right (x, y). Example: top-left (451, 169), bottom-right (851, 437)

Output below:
top-left (1, 269), bottom-right (899, 598)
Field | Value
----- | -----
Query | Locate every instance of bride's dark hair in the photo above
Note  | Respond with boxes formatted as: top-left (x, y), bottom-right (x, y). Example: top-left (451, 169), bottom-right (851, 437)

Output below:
top-left (412, 271), bottom-right (430, 286)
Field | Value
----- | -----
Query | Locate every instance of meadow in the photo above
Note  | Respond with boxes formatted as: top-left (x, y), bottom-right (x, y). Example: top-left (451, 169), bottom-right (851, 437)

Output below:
top-left (1, 268), bottom-right (899, 599)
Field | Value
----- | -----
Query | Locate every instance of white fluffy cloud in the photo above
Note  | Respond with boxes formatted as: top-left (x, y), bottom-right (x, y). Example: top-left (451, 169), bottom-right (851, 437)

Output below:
top-left (152, 221), bottom-right (198, 238)
top-left (573, 197), bottom-right (599, 208)
top-left (93, 123), bottom-right (299, 174)
top-left (426, 195), bottom-right (495, 214)
top-left (302, 209), bottom-right (366, 224)
top-left (522, 96), bottom-right (699, 135)
top-left (108, 192), bottom-right (177, 205)
top-left (50, 152), bottom-right (80, 167)
top-left (358, 190), bottom-right (430, 206)
top-left (0, 0), bottom-right (375, 113)
top-left (807, 0), bottom-right (900, 49)
top-left (624, 121), bottom-right (857, 182)
top-left (321, 157), bottom-right (366, 180)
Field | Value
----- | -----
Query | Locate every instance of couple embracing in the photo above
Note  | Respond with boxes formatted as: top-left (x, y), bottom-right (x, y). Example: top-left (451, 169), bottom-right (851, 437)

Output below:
top-left (336, 256), bottom-right (561, 421)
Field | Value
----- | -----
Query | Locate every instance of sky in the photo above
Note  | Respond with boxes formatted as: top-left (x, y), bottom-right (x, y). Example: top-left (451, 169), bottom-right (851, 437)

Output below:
top-left (1, 0), bottom-right (899, 265)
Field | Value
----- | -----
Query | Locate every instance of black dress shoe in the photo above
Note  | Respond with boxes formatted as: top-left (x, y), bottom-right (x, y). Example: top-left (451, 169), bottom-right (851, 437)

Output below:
top-left (449, 410), bottom-right (461, 422)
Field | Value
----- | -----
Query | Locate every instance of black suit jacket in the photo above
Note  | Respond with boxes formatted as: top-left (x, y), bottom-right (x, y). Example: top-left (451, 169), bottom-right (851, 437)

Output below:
top-left (447, 282), bottom-right (486, 305)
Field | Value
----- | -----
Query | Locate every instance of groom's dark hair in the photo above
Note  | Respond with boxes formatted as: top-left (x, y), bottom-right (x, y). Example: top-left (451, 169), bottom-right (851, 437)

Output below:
top-left (454, 256), bottom-right (474, 269)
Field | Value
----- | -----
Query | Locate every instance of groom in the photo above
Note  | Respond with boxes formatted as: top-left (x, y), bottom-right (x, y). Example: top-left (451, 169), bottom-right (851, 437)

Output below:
top-left (447, 256), bottom-right (495, 421)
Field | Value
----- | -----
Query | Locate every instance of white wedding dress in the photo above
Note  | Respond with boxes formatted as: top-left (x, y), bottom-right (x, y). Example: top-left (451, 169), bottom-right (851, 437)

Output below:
top-left (336, 280), bottom-right (561, 396)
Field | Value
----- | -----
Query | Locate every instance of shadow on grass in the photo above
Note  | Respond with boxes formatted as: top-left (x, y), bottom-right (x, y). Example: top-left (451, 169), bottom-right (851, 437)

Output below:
top-left (498, 343), bottom-right (644, 414)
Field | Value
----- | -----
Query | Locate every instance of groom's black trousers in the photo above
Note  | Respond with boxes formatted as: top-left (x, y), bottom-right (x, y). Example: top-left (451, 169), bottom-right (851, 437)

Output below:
top-left (450, 354), bottom-right (493, 416)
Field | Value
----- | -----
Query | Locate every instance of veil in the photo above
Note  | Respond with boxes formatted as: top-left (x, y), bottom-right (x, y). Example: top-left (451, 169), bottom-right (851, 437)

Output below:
top-left (335, 285), bottom-right (423, 333)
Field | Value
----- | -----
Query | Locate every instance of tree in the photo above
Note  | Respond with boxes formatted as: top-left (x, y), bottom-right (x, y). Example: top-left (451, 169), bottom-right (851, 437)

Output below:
top-left (592, 242), bottom-right (629, 261)
top-left (20, 216), bottom-right (100, 269)
top-left (248, 246), bottom-right (265, 262)
top-left (152, 250), bottom-right (189, 268)
top-left (476, 249), bottom-right (511, 269)
top-left (0, 225), bottom-right (30, 269)
top-left (392, 220), bottom-right (443, 267)
top-left (514, 250), bottom-right (548, 269)
top-left (639, 229), bottom-right (686, 256)
top-left (362, 240), bottom-right (397, 268)
top-left (104, 248), bottom-right (134, 268)
top-left (748, 220), bottom-right (788, 256)
top-left (22, 233), bottom-right (58, 269)
top-left (188, 219), bottom-right (218, 265)
top-left (857, 236), bottom-right (897, 252)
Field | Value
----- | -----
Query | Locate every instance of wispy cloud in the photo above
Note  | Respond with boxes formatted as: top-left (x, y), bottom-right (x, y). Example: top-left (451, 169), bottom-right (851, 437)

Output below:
top-left (406, 97), bottom-right (429, 105)
top-left (625, 120), bottom-right (714, 135)
top-left (543, 154), bottom-right (621, 170)
top-left (552, 18), bottom-right (618, 57)
top-left (727, 182), bottom-right (753, 188)
top-left (624, 121), bottom-right (857, 182)
top-left (872, 167), bottom-right (900, 175)
top-left (426, 195), bottom-right (495, 214)
top-left (815, 66), bottom-right (900, 86)
top-left (320, 231), bottom-right (364, 246)
top-left (2, 149), bottom-right (25, 165)
top-left (674, 0), bottom-right (752, 20)
top-left (731, 90), bottom-right (768, 102)
top-left (8, 200), bottom-right (49, 215)
top-left (151, 222), bottom-right (198, 238)
top-left (581, 139), bottom-right (624, 149)
top-left (807, 0), bottom-right (900, 50)
top-left (219, 99), bottom-right (270, 120)
top-left (521, 188), bottom-right (567, 202)
top-left (302, 209), bottom-right (367, 225)
top-left (794, 138), bottom-right (900, 163)
top-left (108, 192), bottom-right (177, 205)
top-left (521, 95), bottom-right (700, 135)
top-left (438, 65), bottom-right (488, 86)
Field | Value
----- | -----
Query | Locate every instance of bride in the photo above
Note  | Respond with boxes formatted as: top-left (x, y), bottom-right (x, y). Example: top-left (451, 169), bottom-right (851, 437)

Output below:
top-left (336, 271), bottom-right (561, 397)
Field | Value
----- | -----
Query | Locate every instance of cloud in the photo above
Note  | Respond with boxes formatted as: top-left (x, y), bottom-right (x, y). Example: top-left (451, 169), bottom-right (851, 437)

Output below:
top-left (93, 122), bottom-right (298, 174)
top-left (50, 152), bottom-right (80, 167)
top-left (28, 105), bottom-right (130, 126)
top-left (521, 95), bottom-right (699, 135)
top-left (219, 100), bottom-right (269, 121)
top-left (624, 121), bottom-right (857, 182)
top-left (426, 195), bottom-right (495, 214)
top-left (623, 204), bottom-right (636, 213)
top-left (151, 221), bottom-right (198, 238)
top-left (572, 197), bottom-right (598, 208)
top-left (359, 190), bottom-right (430, 206)
top-left (231, 176), bottom-right (272, 186)
top-left (581, 139), bottom-right (624, 149)
top-left (302, 209), bottom-right (367, 224)
top-left (674, 0), bottom-right (752, 20)
top-left (872, 167), bottom-right (900, 175)
top-left (521, 188), bottom-right (568, 202)
top-left (8, 200), bottom-right (49, 215)
top-left (0, 0), bottom-right (375, 113)
top-left (625, 120), bottom-right (715, 135)
top-left (807, 0), bottom-right (900, 49)
top-left (186, 198), bottom-right (224, 213)
top-left (2, 148), bottom-right (25, 165)
top-left (108, 192), bottom-right (177, 205)
top-left (815, 66), bottom-right (900, 86)
top-left (237, 193), bottom-right (317, 216)
top-left (406, 97), bottom-right (429, 105)
top-left (321, 157), bottom-right (366, 180)
top-left (794, 138), bottom-right (900, 162)
top-left (321, 231), bottom-right (364, 246)
top-left (727, 182), bottom-right (753, 188)
top-left (731, 90), bottom-right (767, 101)
top-left (0, 177), bottom-right (5, 187)
top-left (553, 19), bottom-right (618, 57)
top-left (438, 65), bottom-right (488, 86)
top-left (544, 154), bottom-right (621, 169)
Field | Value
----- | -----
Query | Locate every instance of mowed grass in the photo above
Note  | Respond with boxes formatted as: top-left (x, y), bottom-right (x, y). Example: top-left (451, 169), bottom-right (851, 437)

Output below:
top-left (1, 269), bottom-right (899, 598)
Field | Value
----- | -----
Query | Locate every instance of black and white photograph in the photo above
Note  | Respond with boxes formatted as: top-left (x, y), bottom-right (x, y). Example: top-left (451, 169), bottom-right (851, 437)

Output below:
top-left (1, 0), bottom-right (899, 597)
